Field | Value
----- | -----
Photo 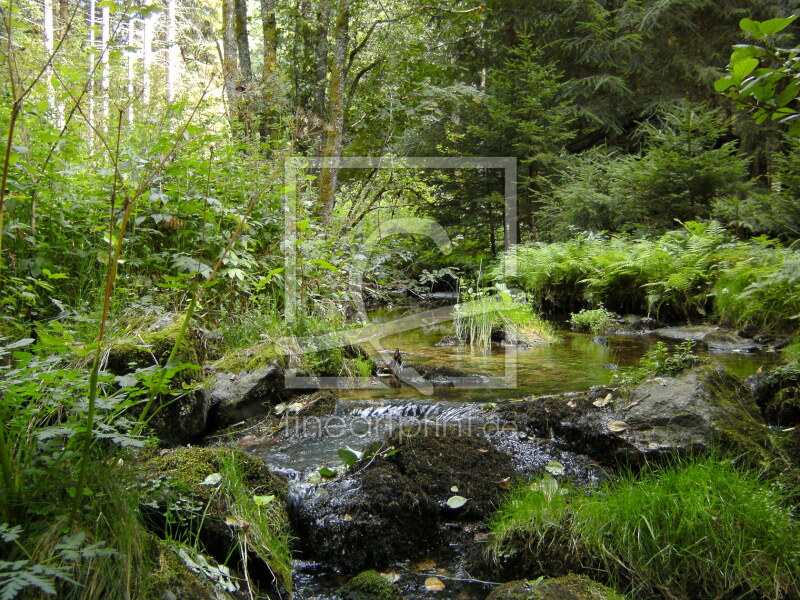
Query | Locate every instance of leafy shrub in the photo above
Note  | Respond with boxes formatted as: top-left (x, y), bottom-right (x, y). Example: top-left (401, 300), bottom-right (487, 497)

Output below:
top-left (497, 222), bottom-right (800, 332)
top-left (569, 307), bottom-right (614, 333)
top-left (490, 455), bottom-right (800, 600)
top-left (614, 340), bottom-right (701, 386)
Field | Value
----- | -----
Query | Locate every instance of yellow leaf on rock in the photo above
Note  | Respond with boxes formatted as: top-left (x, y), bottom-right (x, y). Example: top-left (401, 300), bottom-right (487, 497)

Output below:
top-left (425, 577), bottom-right (445, 591)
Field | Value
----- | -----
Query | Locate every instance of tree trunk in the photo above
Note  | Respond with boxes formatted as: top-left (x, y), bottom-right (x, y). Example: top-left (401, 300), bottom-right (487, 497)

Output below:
top-left (127, 18), bottom-right (135, 124)
top-left (234, 0), bottom-right (252, 81)
top-left (259, 0), bottom-right (278, 142)
top-left (222, 0), bottom-right (239, 124)
top-left (319, 0), bottom-right (349, 226)
top-left (313, 0), bottom-right (332, 132)
top-left (43, 0), bottom-right (59, 126)
top-left (88, 0), bottom-right (95, 144)
top-left (101, 4), bottom-right (110, 123)
top-left (166, 0), bottom-right (178, 102)
top-left (59, 0), bottom-right (69, 30)
top-left (143, 13), bottom-right (156, 104)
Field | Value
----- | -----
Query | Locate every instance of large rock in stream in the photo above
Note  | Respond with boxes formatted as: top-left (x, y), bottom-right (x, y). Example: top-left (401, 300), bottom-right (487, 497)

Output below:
top-left (290, 432), bottom-right (517, 572)
top-left (497, 365), bottom-right (768, 465)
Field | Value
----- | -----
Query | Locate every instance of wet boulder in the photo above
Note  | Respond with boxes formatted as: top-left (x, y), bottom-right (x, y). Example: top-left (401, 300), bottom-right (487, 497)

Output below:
top-left (487, 575), bottom-right (627, 600)
top-left (106, 314), bottom-right (209, 445)
top-left (497, 366), bottom-right (768, 466)
top-left (338, 570), bottom-right (403, 600)
top-left (702, 331), bottom-right (759, 353)
top-left (747, 364), bottom-right (800, 426)
top-left (618, 365), bottom-right (767, 460)
top-left (385, 431), bottom-right (517, 520)
top-left (401, 363), bottom-right (488, 387)
top-left (291, 459), bottom-right (440, 572)
top-left (207, 362), bottom-right (289, 429)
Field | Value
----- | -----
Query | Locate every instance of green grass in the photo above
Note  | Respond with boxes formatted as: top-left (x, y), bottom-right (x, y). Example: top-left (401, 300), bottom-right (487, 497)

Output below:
top-left (453, 285), bottom-right (554, 349)
top-left (489, 455), bottom-right (800, 600)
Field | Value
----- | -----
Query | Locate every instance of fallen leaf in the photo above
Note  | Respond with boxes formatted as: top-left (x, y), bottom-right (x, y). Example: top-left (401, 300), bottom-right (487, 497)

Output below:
top-left (425, 577), bottom-right (445, 591)
top-left (446, 495), bottom-right (468, 509)
top-left (477, 448), bottom-right (489, 453)
top-left (608, 420), bottom-right (628, 433)
top-left (545, 460), bottom-right (564, 475)
top-left (593, 393), bottom-right (614, 408)
top-left (567, 400), bottom-right (576, 408)
top-left (344, 513), bottom-right (352, 521)
top-left (450, 486), bottom-right (459, 493)
top-left (199, 473), bottom-right (222, 486)
top-left (496, 477), bottom-right (511, 489)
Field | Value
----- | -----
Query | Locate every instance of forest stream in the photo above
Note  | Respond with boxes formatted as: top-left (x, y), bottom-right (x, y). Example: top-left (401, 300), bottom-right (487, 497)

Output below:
top-left (236, 305), bottom-right (775, 600)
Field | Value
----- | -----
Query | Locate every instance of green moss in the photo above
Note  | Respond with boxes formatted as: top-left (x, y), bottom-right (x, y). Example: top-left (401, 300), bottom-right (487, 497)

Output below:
top-left (106, 315), bottom-right (201, 381)
top-left (149, 539), bottom-right (237, 600)
top-left (338, 570), bottom-right (403, 600)
top-left (141, 446), bottom-right (287, 503)
top-left (212, 340), bottom-right (283, 372)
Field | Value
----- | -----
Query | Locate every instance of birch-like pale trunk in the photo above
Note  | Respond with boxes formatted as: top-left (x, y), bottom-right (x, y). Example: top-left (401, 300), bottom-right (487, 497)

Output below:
top-left (143, 13), bottom-right (156, 104)
top-left (167, 0), bottom-right (178, 102)
top-left (43, 0), bottom-right (62, 127)
top-left (88, 0), bottom-right (96, 144)
top-left (101, 4), bottom-right (110, 123)
top-left (127, 18), bottom-right (135, 124)
top-left (222, 0), bottom-right (239, 125)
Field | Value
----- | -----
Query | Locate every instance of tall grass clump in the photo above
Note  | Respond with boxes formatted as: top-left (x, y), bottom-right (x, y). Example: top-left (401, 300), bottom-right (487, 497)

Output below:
top-left (489, 455), bottom-right (800, 600)
top-left (453, 284), bottom-right (554, 349)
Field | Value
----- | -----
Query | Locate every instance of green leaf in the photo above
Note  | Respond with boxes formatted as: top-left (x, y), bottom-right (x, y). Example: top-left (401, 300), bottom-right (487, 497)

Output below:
top-left (310, 259), bottom-right (338, 272)
top-left (338, 448), bottom-right (360, 467)
top-left (732, 57), bottom-right (759, 83)
top-left (446, 495), bottom-right (468, 509)
top-left (714, 77), bottom-right (735, 92)
top-left (545, 460), bottom-right (565, 475)
top-left (318, 466), bottom-right (337, 478)
top-left (740, 18), bottom-right (765, 40)
top-left (758, 15), bottom-right (798, 37)
top-left (775, 82), bottom-right (800, 107)
top-left (253, 494), bottom-right (275, 506)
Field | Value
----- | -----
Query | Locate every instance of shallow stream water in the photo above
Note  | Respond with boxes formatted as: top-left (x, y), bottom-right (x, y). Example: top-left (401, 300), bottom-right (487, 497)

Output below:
top-left (242, 305), bottom-right (775, 599)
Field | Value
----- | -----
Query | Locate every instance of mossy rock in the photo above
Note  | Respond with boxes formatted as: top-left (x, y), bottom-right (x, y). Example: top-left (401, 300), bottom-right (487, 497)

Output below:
top-left (748, 363), bottom-right (800, 426)
top-left (107, 315), bottom-right (210, 444)
top-left (149, 539), bottom-right (240, 600)
top-left (487, 575), bottom-right (627, 600)
top-left (338, 570), bottom-right (404, 600)
top-left (212, 340), bottom-right (284, 373)
top-left (140, 446), bottom-right (287, 504)
top-left (107, 315), bottom-right (203, 380)
top-left (138, 447), bottom-right (291, 595)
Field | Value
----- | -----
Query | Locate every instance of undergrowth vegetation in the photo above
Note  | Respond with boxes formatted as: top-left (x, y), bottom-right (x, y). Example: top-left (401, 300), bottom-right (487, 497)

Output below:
top-left (497, 221), bottom-right (800, 333)
top-left (490, 455), bottom-right (800, 600)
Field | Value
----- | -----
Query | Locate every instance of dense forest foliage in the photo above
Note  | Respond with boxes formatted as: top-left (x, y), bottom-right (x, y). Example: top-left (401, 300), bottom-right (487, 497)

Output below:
top-left (1, 0), bottom-right (800, 598)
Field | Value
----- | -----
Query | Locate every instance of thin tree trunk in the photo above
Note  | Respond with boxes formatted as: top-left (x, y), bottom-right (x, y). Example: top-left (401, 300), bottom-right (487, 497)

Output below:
top-left (101, 4), bottom-right (109, 123)
top-left (59, 0), bottom-right (69, 30)
top-left (222, 0), bottom-right (239, 124)
top-left (88, 0), bottom-right (95, 145)
top-left (319, 0), bottom-right (348, 226)
top-left (166, 0), bottom-right (178, 102)
top-left (127, 18), bottom-right (135, 124)
top-left (143, 13), bottom-right (157, 104)
top-left (259, 0), bottom-right (278, 142)
top-left (43, 0), bottom-right (62, 128)
top-left (313, 0), bottom-right (331, 131)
